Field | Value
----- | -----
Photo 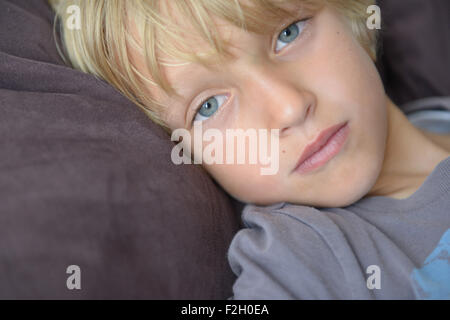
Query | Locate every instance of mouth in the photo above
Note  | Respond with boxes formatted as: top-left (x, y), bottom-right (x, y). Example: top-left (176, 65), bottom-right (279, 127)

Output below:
top-left (293, 121), bottom-right (349, 175)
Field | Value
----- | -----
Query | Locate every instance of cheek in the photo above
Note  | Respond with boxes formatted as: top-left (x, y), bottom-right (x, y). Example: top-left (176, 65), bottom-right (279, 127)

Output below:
top-left (306, 21), bottom-right (387, 147)
top-left (309, 25), bottom-right (385, 109)
top-left (196, 128), bottom-right (286, 204)
top-left (203, 162), bottom-right (282, 204)
top-left (300, 8), bottom-right (385, 112)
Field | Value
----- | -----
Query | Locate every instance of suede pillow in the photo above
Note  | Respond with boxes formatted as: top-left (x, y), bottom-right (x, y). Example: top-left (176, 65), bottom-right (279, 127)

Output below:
top-left (0, 0), bottom-right (240, 299)
top-left (376, 0), bottom-right (450, 105)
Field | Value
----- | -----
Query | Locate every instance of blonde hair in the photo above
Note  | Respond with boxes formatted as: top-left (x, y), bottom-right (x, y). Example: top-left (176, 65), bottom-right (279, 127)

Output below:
top-left (49, 0), bottom-right (377, 133)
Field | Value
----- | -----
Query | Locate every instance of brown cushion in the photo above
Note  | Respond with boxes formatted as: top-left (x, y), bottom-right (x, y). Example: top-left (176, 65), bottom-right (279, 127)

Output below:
top-left (376, 0), bottom-right (450, 105)
top-left (0, 0), bottom-right (239, 299)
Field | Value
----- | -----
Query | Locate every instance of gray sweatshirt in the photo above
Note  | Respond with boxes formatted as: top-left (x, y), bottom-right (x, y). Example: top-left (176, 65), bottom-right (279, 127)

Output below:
top-left (228, 156), bottom-right (450, 299)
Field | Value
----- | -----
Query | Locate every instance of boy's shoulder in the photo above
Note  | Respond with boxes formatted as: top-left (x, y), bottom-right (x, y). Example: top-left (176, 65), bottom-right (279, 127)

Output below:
top-left (230, 202), bottom-right (366, 299)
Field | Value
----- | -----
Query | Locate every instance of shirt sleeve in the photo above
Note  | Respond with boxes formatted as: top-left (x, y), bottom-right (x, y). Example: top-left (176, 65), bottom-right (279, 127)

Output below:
top-left (227, 204), bottom-right (359, 299)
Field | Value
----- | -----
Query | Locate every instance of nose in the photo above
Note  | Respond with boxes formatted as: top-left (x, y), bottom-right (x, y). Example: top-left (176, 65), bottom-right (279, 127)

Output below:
top-left (275, 89), bottom-right (316, 137)
top-left (243, 65), bottom-right (316, 137)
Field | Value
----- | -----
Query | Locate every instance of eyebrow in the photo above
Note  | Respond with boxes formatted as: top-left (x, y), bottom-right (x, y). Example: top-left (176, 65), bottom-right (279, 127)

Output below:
top-left (169, 50), bottom-right (237, 95)
top-left (168, 58), bottom-right (234, 128)
top-left (182, 73), bottom-right (218, 128)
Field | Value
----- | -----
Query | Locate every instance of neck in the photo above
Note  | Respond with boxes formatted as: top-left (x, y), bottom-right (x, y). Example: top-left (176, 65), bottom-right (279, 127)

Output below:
top-left (365, 97), bottom-right (450, 199)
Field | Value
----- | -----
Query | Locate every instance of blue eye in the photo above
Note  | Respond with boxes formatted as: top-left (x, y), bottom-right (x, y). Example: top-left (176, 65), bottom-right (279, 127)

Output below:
top-left (193, 95), bottom-right (228, 122)
top-left (275, 19), bottom-right (308, 52)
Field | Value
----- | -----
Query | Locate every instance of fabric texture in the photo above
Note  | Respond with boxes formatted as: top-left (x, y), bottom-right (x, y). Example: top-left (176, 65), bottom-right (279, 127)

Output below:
top-left (403, 97), bottom-right (450, 134)
top-left (0, 0), bottom-right (240, 299)
top-left (228, 156), bottom-right (450, 299)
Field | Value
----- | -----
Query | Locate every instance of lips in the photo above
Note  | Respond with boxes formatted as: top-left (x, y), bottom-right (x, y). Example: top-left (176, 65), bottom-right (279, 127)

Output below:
top-left (293, 121), bottom-right (348, 173)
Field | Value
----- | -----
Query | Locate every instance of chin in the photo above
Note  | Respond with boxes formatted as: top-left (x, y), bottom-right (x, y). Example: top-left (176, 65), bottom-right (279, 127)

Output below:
top-left (307, 186), bottom-right (369, 208)
top-left (316, 163), bottom-right (384, 208)
top-left (346, 158), bottom-right (385, 204)
top-left (305, 193), bottom-right (358, 208)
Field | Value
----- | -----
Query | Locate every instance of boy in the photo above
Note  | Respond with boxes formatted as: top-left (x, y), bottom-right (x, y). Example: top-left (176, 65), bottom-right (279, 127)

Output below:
top-left (50, 0), bottom-right (450, 299)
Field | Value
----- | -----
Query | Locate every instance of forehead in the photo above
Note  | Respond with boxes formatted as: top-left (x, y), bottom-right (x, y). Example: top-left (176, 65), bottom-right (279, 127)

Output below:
top-left (156, 0), bottom-right (307, 54)
top-left (153, 0), bottom-right (305, 87)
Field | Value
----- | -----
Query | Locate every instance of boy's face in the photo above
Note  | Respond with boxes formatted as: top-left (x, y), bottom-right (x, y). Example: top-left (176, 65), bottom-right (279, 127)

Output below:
top-left (136, 5), bottom-right (388, 207)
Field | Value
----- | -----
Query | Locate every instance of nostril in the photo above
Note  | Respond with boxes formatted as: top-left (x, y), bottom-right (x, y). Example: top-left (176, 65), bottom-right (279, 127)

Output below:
top-left (280, 126), bottom-right (290, 136)
top-left (305, 104), bottom-right (313, 119)
top-left (280, 104), bottom-right (312, 136)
